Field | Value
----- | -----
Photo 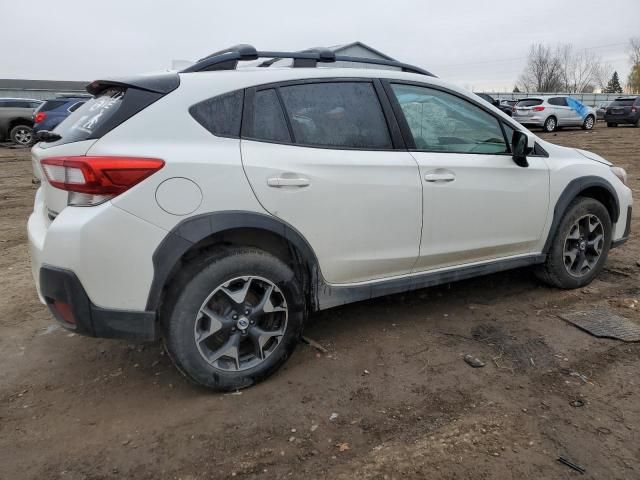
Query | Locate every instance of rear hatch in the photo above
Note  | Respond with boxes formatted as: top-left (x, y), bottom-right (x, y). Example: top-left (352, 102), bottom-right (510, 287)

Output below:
top-left (513, 98), bottom-right (543, 117)
top-left (33, 73), bottom-right (179, 217)
top-left (607, 98), bottom-right (636, 116)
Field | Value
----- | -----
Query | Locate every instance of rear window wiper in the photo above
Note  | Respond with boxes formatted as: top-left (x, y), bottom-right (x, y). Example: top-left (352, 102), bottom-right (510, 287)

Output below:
top-left (36, 130), bottom-right (62, 143)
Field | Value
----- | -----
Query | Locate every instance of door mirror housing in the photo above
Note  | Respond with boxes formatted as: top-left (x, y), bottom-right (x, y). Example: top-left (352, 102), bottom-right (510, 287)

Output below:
top-left (511, 130), bottom-right (534, 167)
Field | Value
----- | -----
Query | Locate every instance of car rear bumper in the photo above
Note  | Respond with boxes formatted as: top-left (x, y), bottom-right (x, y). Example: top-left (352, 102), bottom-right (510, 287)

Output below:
top-left (512, 115), bottom-right (545, 127)
top-left (605, 114), bottom-right (639, 124)
top-left (40, 265), bottom-right (157, 341)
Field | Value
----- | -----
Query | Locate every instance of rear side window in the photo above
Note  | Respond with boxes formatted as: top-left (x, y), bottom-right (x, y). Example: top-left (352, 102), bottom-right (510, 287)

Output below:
top-left (517, 99), bottom-right (543, 107)
top-left (41, 100), bottom-right (67, 111)
top-left (252, 89), bottom-right (291, 143)
top-left (278, 82), bottom-right (392, 149)
top-left (190, 90), bottom-right (244, 138)
top-left (548, 97), bottom-right (568, 106)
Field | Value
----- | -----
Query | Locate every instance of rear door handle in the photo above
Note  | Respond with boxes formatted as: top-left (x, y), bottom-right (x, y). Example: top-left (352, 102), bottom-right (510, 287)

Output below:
top-left (424, 172), bottom-right (455, 183)
top-left (267, 176), bottom-right (310, 188)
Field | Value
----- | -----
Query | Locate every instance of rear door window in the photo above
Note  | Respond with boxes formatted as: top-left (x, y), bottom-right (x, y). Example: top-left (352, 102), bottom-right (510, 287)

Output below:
top-left (548, 97), bottom-right (568, 106)
top-left (189, 90), bottom-right (244, 138)
top-left (278, 82), bottom-right (392, 149)
top-left (251, 89), bottom-right (291, 143)
top-left (610, 98), bottom-right (635, 107)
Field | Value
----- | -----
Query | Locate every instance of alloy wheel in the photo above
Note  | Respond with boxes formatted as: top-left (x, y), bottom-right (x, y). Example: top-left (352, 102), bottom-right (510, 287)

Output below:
top-left (545, 118), bottom-right (556, 132)
top-left (193, 276), bottom-right (288, 371)
top-left (584, 117), bottom-right (594, 129)
top-left (563, 214), bottom-right (604, 277)
top-left (13, 127), bottom-right (33, 145)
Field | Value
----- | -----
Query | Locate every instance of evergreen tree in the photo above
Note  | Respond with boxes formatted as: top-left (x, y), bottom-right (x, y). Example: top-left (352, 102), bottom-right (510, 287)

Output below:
top-left (513, 85), bottom-right (520, 93)
top-left (604, 71), bottom-right (623, 93)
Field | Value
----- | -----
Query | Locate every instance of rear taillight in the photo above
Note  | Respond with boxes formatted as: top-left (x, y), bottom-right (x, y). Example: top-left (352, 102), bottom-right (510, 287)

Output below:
top-left (532, 106), bottom-right (545, 112)
top-left (40, 156), bottom-right (164, 206)
top-left (34, 111), bottom-right (47, 123)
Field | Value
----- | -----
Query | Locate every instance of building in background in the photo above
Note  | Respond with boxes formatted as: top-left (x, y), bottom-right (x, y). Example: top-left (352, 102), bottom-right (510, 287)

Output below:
top-left (0, 79), bottom-right (87, 101)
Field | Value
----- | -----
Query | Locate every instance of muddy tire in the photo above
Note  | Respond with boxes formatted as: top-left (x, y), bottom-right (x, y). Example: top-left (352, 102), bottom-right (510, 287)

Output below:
top-left (535, 197), bottom-right (611, 289)
top-left (162, 247), bottom-right (305, 391)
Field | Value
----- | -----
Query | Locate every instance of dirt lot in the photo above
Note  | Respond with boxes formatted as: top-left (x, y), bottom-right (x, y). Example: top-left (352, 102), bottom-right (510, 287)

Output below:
top-left (1, 127), bottom-right (639, 479)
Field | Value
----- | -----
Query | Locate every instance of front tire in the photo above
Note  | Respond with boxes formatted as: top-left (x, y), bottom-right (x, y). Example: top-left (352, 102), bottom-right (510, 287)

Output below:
top-left (582, 115), bottom-right (595, 130)
top-left (162, 247), bottom-right (305, 391)
top-left (9, 125), bottom-right (34, 146)
top-left (535, 197), bottom-right (611, 289)
top-left (543, 116), bottom-right (557, 132)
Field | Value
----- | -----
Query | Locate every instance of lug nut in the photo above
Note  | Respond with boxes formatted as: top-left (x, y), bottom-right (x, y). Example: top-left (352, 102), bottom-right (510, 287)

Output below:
top-left (232, 314), bottom-right (238, 320)
top-left (250, 320), bottom-right (255, 324)
top-left (245, 309), bottom-right (250, 315)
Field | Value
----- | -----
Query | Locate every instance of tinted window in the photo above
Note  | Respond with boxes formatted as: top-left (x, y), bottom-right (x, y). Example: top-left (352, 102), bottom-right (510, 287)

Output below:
top-left (548, 97), bottom-right (568, 106)
top-left (610, 98), bottom-right (635, 106)
top-left (517, 99), bottom-right (543, 107)
top-left (502, 123), bottom-right (515, 152)
top-left (278, 82), bottom-right (392, 149)
top-left (190, 90), bottom-right (244, 138)
top-left (68, 101), bottom-right (85, 112)
top-left (251, 89), bottom-right (291, 143)
top-left (54, 88), bottom-right (125, 142)
top-left (391, 84), bottom-right (508, 154)
top-left (41, 100), bottom-right (68, 112)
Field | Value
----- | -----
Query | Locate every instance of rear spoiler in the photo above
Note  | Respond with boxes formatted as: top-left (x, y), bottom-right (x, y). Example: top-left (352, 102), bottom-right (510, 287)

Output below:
top-left (86, 72), bottom-right (180, 96)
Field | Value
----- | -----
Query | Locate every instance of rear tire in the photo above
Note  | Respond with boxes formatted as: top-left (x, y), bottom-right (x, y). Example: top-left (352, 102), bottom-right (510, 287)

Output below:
top-left (535, 197), bottom-right (611, 289)
top-left (162, 247), bottom-right (306, 391)
top-left (9, 125), bottom-right (34, 146)
top-left (543, 116), bottom-right (557, 132)
top-left (582, 115), bottom-right (595, 130)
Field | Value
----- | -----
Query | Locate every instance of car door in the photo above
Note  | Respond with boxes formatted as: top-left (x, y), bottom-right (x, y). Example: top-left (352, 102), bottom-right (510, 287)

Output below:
top-left (240, 80), bottom-right (423, 284)
top-left (549, 97), bottom-right (575, 126)
top-left (384, 81), bottom-right (550, 272)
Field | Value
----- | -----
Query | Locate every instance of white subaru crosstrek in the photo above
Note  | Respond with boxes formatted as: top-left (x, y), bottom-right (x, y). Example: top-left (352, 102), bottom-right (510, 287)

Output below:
top-left (28, 46), bottom-right (632, 390)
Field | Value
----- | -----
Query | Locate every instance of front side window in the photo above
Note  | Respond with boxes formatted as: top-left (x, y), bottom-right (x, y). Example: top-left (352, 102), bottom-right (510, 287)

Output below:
top-left (278, 82), bottom-right (392, 149)
top-left (391, 84), bottom-right (508, 154)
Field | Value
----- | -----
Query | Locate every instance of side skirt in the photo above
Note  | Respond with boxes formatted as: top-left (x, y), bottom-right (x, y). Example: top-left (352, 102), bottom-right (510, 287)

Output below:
top-left (315, 254), bottom-right (546, 310)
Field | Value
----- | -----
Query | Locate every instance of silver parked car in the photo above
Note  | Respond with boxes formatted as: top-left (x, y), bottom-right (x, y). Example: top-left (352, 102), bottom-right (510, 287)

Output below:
top-left (512, 96), bottom-right (596, 132)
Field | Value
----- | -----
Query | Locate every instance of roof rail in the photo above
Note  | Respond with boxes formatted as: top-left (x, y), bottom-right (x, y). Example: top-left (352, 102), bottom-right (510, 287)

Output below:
top-left (180, 44), bottom-right (436, 77)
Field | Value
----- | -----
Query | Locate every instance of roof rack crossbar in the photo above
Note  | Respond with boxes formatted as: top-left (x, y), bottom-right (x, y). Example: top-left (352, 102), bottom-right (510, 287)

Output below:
top-left (181, 45), bottom-right (435, 77)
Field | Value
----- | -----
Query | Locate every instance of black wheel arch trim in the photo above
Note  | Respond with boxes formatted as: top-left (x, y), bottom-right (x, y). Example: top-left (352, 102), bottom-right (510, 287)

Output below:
top-left (146, 211), bottom-right (323, 312)
top-left (542, 176), bottom-right (620, 254)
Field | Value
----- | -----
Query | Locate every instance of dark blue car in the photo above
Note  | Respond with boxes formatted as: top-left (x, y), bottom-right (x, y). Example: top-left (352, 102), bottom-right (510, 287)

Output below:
top-left (33, 96), bottom-right (90, 133)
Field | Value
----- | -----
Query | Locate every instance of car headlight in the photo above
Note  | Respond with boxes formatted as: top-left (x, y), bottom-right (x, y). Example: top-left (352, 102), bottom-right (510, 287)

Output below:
top-left (610, 166), bottom-right (628, 186)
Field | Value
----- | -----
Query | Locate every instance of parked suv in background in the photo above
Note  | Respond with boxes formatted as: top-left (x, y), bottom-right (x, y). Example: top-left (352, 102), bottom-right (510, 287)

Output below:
top-left (28, 45), bottom-right (632, 391)
top-left (0, 98), bottom-right (42, 145)
top-left (33, 96), bottom-right (89, 134)
top-left (605, 96), bottom-right (640, 127)
top-left (513, 96), bottom-right (596, 132)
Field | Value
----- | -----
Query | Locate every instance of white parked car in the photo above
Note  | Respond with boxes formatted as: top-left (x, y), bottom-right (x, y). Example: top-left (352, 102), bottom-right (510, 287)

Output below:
top-left (512, 96), bottom-right (597, 132)
top-left (28, 46), bottom-right (632, 390)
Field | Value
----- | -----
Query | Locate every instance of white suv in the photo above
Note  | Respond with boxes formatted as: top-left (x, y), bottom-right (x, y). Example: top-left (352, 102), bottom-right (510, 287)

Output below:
top-left (27, 46), bottom-right (632, 390)
top-left (512, 96), bottom-right (597, 132)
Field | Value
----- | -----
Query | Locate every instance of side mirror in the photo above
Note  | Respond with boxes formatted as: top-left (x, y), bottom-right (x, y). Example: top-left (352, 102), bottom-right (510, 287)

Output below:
top-left (511, 130), bottom-right (534, 167)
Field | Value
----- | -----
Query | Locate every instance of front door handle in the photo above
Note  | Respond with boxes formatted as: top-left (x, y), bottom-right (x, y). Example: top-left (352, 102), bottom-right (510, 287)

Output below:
top-left (424, 172), bottom-right (455, 183)
top-left (267, 176), bottom-right (310, 188)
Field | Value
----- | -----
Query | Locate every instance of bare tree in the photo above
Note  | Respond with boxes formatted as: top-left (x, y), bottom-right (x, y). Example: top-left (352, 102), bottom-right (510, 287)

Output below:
top-left (558, 44), bottom-right (601, 93)
top-left (629, 37), bottom-right (640, 65)
top-left (593, 62), bottom-right (614, 91)
top-left (628, 37), bottom-right (640, 93)
top-left (518, 44), bottom-right (563, 92)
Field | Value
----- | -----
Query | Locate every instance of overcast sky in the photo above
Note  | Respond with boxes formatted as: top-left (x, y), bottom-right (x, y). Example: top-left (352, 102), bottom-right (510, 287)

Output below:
top-left (2, 0), bottom-right (638, 91)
